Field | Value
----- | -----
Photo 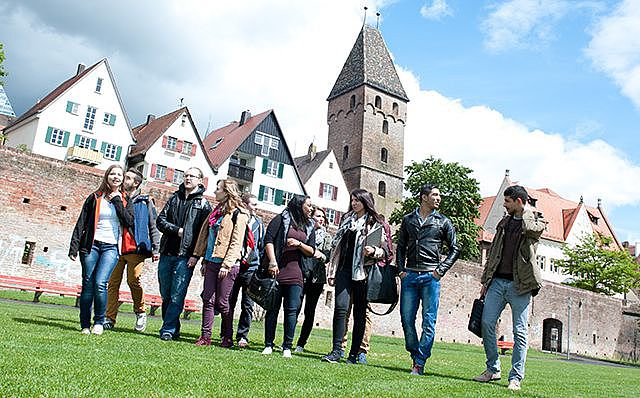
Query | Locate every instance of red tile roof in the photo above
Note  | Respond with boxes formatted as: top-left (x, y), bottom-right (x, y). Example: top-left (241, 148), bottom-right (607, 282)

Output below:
top-left (130, 107), bottom-right (185, 156)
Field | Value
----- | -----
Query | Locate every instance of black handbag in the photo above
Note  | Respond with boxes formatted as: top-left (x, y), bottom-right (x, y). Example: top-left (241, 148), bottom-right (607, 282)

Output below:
top-left (247, 269), bottom-right (279, 311)
top-left (468, 296), bottom-right (484, 338)
top-left (366, 262), bottom-right (399, 315)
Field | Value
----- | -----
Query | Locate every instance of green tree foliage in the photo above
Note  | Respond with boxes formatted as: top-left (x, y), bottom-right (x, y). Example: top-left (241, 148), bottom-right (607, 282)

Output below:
top-left (0, 43), bottom-right (6, 82)
top-left (558, 234), bottom-right (640, 296)
top-left (389, 156), bottom-right (483, 260)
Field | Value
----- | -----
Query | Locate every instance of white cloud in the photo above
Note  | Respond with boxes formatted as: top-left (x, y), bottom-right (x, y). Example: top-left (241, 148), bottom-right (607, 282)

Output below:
top-left (482, 0), bottom-right (603, 52)
top-left (586, 0), bottom-right (640, 109)
top-left (420, 0), bottom-right (453, 21)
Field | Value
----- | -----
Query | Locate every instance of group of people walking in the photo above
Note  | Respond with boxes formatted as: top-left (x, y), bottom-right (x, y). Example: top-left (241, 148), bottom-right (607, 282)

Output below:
top-left (69, 165), bottom-right (545, 392)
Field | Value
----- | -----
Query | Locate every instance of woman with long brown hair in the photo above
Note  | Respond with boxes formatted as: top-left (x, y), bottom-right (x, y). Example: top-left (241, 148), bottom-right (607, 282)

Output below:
top-left (69, 164), bottom-right (134, 335)
top-left (193, 179), bottom-right (249, 347)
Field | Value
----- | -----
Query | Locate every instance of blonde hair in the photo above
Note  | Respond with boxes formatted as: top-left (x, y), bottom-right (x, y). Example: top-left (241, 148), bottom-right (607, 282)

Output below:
top-left (217, 179), bottom-right (244, 213)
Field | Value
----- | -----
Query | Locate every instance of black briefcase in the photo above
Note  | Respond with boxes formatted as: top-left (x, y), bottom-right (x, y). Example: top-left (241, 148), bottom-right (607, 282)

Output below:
top-left (468, 297), bottom-right (484, 338)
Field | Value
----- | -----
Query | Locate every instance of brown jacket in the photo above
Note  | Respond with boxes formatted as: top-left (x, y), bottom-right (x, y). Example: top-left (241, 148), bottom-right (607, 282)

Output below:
top-left (481, 208), bottom-right (546, 295)
top-left (193, 207), bottom-right (250, 270)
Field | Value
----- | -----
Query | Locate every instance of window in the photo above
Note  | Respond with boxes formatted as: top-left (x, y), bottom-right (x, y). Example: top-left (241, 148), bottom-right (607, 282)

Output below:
top-left (77, 135), bottom-right (93, 149)
top-left (166, 136), bottom-right (178, 151)
top-left (350, 95), bottom-right (356, 109)
top-left (21, 241), bottom-right (36, 265)
top-left (343, 145), bottom-right (349, 160)
top-left (103, 112), bottom-right (116, 126)
top-left (66, 101), bottom-right (79, 115)
top-left (172, 169), bottom-right (184, 185)
top-left (254, 132), bottom-right (280, 156)
top-left (537, 255), bottom-right (546, 271)
top-left (210, 137), bottom-right (223, 150)
top-left (103, 143), bottom-right (119, 160)
top-left (265, 159), bottom-right (279, 177)
top-left (95, 78), bottom-right (103, 93)
top-left (392, 102), bottom-right (399, 115)
top-left (378, 181), bottom-right (386, 197)
top-left (550, 259), bottom-right (560, 273)
top-left (263, 186), bottom-right (276, 203)
top-left (322, 183), bottom-right (336, 200)
top-left (326, 208), bottom-right (336, 225)
top-left (154, 165), bottom-right (167, 180)
top-left (84, 106), bottom-right (97, 131)
top-left (374, 95), bottom-right (382, 108)
top-left (283, 192), bottom-right (295, 206)
top-left (329, 162), bottom-right (334, 169)
top-left (382, 120), bottom-right (389, 134)
top-left (49, 128), bottom-right (65, 146)
top-left (381, 148), bottom-right (388, 163)
top-left (182, 141), bottom-right (193, 155)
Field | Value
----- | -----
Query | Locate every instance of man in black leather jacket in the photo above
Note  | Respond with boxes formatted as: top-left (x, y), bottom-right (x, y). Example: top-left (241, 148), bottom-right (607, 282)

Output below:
top-left (156, 167), bottom-right (212, 341)
top-left (396, 183), bottom-right (460, 376)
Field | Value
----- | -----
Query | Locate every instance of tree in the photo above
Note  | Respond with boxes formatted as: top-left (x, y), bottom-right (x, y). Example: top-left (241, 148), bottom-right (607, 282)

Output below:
top-left (0, 43), bottom-right (6, 83)
top-left (557, 234), bottom-right (640, 296)
top-left (389, 156), bottom-right (483, 260)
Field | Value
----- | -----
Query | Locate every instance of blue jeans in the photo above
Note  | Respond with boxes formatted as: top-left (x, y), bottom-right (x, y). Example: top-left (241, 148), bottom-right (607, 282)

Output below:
top-left (481, 278), bottom-right (531, 382)
top-left (265, 284), bottom-right (303, 350)
top-left (79, 241), bottom-right (119, 328)
top-left (400, 270), bottom-right (440, 367)
top-left (157, 255), bottom-right (194, 337)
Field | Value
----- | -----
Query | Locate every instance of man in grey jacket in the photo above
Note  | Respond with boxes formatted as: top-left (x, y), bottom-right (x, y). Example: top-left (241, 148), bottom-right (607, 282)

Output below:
top-left (396, 184), bottom-right (459, 376)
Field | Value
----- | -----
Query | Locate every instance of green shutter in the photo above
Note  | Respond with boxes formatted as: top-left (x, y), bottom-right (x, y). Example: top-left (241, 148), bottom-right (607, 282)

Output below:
top-left (100, 142), bottom-right (107, 154)
top-left (45, 127), bottom-right (53, 143)
top-left (109, 114), bottom-right (116, 126)
top-left (62, 131), bottom-right (70, 147)
top-left (275, 189), bottom-right (284, 205)
top-left (90, 139), bottom-right (97, 150)
top-left (74, 134), bottom-right (81, 146)
top-left (115, 145), bottom-right (122, 161)
top-left (261, 158), bottom-right (268, 174)
top-left (66, 101), bottom-right (73, 113)
top-left (277, 163), bottom-right (284, 178)
top-left (258, 185), bottom-right (265, 201)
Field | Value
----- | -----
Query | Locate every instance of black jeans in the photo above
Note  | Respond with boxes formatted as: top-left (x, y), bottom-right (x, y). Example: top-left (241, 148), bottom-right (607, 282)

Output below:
top-left (332, 268), bottom-right (367, 357)
top-left (229, 268), bottom-right (255, 342)
top-left (265, 284), bottom-right (303, 350)
top-left (295, 281), bottom-right (324, 348)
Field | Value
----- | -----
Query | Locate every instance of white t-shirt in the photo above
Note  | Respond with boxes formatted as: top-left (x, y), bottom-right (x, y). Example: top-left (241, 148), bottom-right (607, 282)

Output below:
top-left (94, 197), bottom-right (120, 244)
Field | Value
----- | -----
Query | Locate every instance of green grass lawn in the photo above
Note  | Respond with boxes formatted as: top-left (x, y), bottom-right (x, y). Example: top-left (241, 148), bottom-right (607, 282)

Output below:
top-left (0, 295), bottom-right (638, 397)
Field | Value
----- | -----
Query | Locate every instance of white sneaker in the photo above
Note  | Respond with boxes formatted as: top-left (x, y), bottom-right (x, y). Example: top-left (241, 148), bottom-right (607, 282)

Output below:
top-left (508, 379), bottom-right (521, 391)
top-left (262, 346), bottom-right (273, 355)
top-left (294, 346), bottom-right (304, 353)
top-left (92, 324), bottom-right (104, 335)
top-left (135, 312), bottom-right (147, 332)
top-left (283, 349), bottom-right (292, 358)
top-left (81, 328), bottom-right (91, 335)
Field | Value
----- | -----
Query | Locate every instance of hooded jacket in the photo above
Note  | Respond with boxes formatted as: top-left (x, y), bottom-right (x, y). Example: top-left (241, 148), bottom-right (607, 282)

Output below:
top-left (121, 189), bottom-right (160, 256)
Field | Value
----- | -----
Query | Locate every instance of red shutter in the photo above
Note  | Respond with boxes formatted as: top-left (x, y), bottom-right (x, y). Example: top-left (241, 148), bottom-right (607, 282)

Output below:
top-left (202, 177), bottom-right (208, 189)
top-left (335, 211), bottom-right (342, 225)
top-left (332, 186), bottom-right (338, 201)
top-left (191, 144), bottom-right (197, 156)
top-left (176, 140), bottom-right (184, 152)
top-left (162, 136), bottom-right (168, 148)
top-left (166, 168), bottom-right (175, 183)
top-left (150, 164), bottom-right (157, 179)
top-left (318, 183), bottom-right (324, 198)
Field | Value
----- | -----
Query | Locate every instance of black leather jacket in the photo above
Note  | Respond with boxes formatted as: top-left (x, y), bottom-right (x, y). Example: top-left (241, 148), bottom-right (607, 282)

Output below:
top-left (156, 184), bottom-right (212, 258)
top-left (396, 209), bottom-right (460, 276)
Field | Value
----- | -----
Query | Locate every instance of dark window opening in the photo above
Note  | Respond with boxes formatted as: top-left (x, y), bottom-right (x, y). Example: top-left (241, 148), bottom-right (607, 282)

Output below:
top-left (350, 95), bottom-right (356, 109)
top-left (382, 120), bottom-right (389, 134)
top-left (23, 198), bottom-right (30, 204)
top-left (381, 148), bottom-right (388, 163)
top-left (343, 145), bottom-right (349, 160)
top-left (21, 241), bottom-right (36, 265)
top-left (60, 205), bottom-right (67, 211)
top-left (374, 95), bottom-right (382, 108)
top-left (378, 181), bottom-right (386, 197)
top-left (43, 247), bottom-right (49, 253)
top-left (392, 102), bottom-right (399, 115)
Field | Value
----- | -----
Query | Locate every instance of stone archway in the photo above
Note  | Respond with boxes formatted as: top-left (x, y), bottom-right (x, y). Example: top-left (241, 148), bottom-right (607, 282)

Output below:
top-left (542, 318), bottom-right (563, 352)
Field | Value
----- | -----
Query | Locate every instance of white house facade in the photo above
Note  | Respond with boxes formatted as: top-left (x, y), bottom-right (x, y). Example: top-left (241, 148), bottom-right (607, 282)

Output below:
top-left (4, 59), bottom-right (134, 169)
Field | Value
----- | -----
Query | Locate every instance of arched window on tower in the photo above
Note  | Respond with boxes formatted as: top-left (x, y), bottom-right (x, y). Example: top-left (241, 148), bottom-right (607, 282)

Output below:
top-left (382, 120), bottom-right (389, 134)
top-left (350, 95), bottom-right (356, 110)
top-left (343, 145), bottom-right (349, 160)
top-left (378, 181), bottom-right (386, 197)
top-left (375, 95), bottom-right (382, 109)
top-left (381, 148), bottom-right (388, 163)
top-left (392, 102), bottom-right (399, 115)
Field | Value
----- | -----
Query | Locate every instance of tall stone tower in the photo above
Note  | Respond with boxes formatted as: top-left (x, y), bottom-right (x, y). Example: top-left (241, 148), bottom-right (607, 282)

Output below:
top-left (327, 24), bottom-right (408, 219)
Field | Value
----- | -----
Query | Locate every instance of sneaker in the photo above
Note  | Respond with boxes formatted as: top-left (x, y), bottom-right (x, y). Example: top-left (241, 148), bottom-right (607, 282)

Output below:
top-left (238, 338), bottom-right (249, 348)
top-left (135, 313), bottom-right (147, 332)
top-left (322, 350), bottom-right (343, 364)
top-left (508, 379), bottom-right (521, 391)
top-left (262, 346), bottom-right (273, 355)
top-left (345, 354), bottom-right (357, 364)
top-left (410, 363), bottom-right (424, 376)
top-left (473, 370), bottom-right (501, 382)
top-left (294, 346), bottom-right (304, 353)
top-left (103, 318), bottom-right (115, 330)
top-left (160, 332), bottom-right (173, 341)
top-left (194, 336), bottom-right (211, 346)
top-left (220, 338), bottom-right (233, 348)
top-left (91, 324), bottom-right (104, 335)
top-left (357, 352), bottom-right (368, 365)
top-left (81, 328), bottom-right (91, 335)
top-left (283, 349), bottom-right (292, 358)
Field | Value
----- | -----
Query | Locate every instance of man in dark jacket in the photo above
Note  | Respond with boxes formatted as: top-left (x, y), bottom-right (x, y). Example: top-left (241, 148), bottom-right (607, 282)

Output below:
top-left (104, 168), bottom-right (160, 332)
top-left (156, 167), bottom-right (212, 341)
top-left (396, 183), bottom-right (460, 376)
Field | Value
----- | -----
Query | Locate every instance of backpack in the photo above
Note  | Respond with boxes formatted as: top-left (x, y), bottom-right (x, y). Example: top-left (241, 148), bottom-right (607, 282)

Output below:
top-left (231, 209), bottom-right (256, 267)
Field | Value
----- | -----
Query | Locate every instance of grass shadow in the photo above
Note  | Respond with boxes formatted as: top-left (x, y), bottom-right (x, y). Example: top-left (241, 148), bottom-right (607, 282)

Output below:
top-left (13, 316), bottom-right (78, 332)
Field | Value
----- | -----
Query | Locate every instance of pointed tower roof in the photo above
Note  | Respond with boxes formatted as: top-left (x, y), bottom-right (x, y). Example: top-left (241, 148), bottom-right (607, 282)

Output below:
top-left (327, 25), bottom-right (408, 102)
top-left (0, 85), bottom-right (16, 118)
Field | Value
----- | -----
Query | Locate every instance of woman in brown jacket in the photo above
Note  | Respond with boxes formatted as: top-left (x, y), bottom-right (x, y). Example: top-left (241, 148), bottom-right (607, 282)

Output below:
top-left (193, 179), bottom-right (249, 347)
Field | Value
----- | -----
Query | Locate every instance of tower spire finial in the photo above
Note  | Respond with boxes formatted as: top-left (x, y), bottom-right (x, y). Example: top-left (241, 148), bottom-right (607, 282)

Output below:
top-left (363, 6), bottom-right (368, 26)
top-left (376, 12), bottom-right (381, 29)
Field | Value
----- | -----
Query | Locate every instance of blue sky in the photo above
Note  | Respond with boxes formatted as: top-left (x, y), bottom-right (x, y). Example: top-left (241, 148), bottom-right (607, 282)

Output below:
top-left (1, 0), bottom-right (640, 245)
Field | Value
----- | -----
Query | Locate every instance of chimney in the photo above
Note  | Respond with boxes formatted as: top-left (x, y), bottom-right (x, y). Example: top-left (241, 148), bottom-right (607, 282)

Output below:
top-left (239, 110), bottom-right (251, 126)
top-left (146, 114), bottom-right (156, 125)
top-left (597, 198), bottom-right (602, 208)
top-left (308, 142), bottom-right (317, 161)
top-left (505, 169), bottom-right (510, 177)
top-left (76, 63), bottom-right (86, 75)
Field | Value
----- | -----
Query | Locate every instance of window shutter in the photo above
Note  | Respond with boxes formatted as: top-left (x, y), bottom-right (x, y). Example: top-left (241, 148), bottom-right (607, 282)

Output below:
top-left (101, 142), bottom-right (107, 154)
top-left (115, 145), bottom-right (122, 161)
top-left (332, 186), bottom-right (338, 201)
top-left (275, 189), bottom-right (284, 205)
top-left (66, 101), bottom-right (73, 113)
top-left (258, 185), bottom-right (265, 201)
top-left (109, 114), bottom-right (116, 126)
top-left (150, 164), bottom-right (157, 178)
top-left (74, 134), bottom-right (81, 146)
top-left (62, 131), bottom-right (70, 147)
top-left (176, 140), bottom-right (183, 152)
top-left (45, 127), bottom-right (53, 143)
top-left (202, 177), bottom-right (208, 189)
top-left (162, 136), bottom-right (168, 148)
top-left (319, 183), bottom-right (324, 198)
top-left (277, 163), bottom-right (284, 178)
top-left (335, 211), bottom-right (342, 225)
top-left (90, 139), bottom-right (97, 150)
top-left (261, 158), bottom-right (268, 174)
top-left (191, 144), bottom-right (197, 156)
top-left (166, 168), bottom-right (175, 183)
